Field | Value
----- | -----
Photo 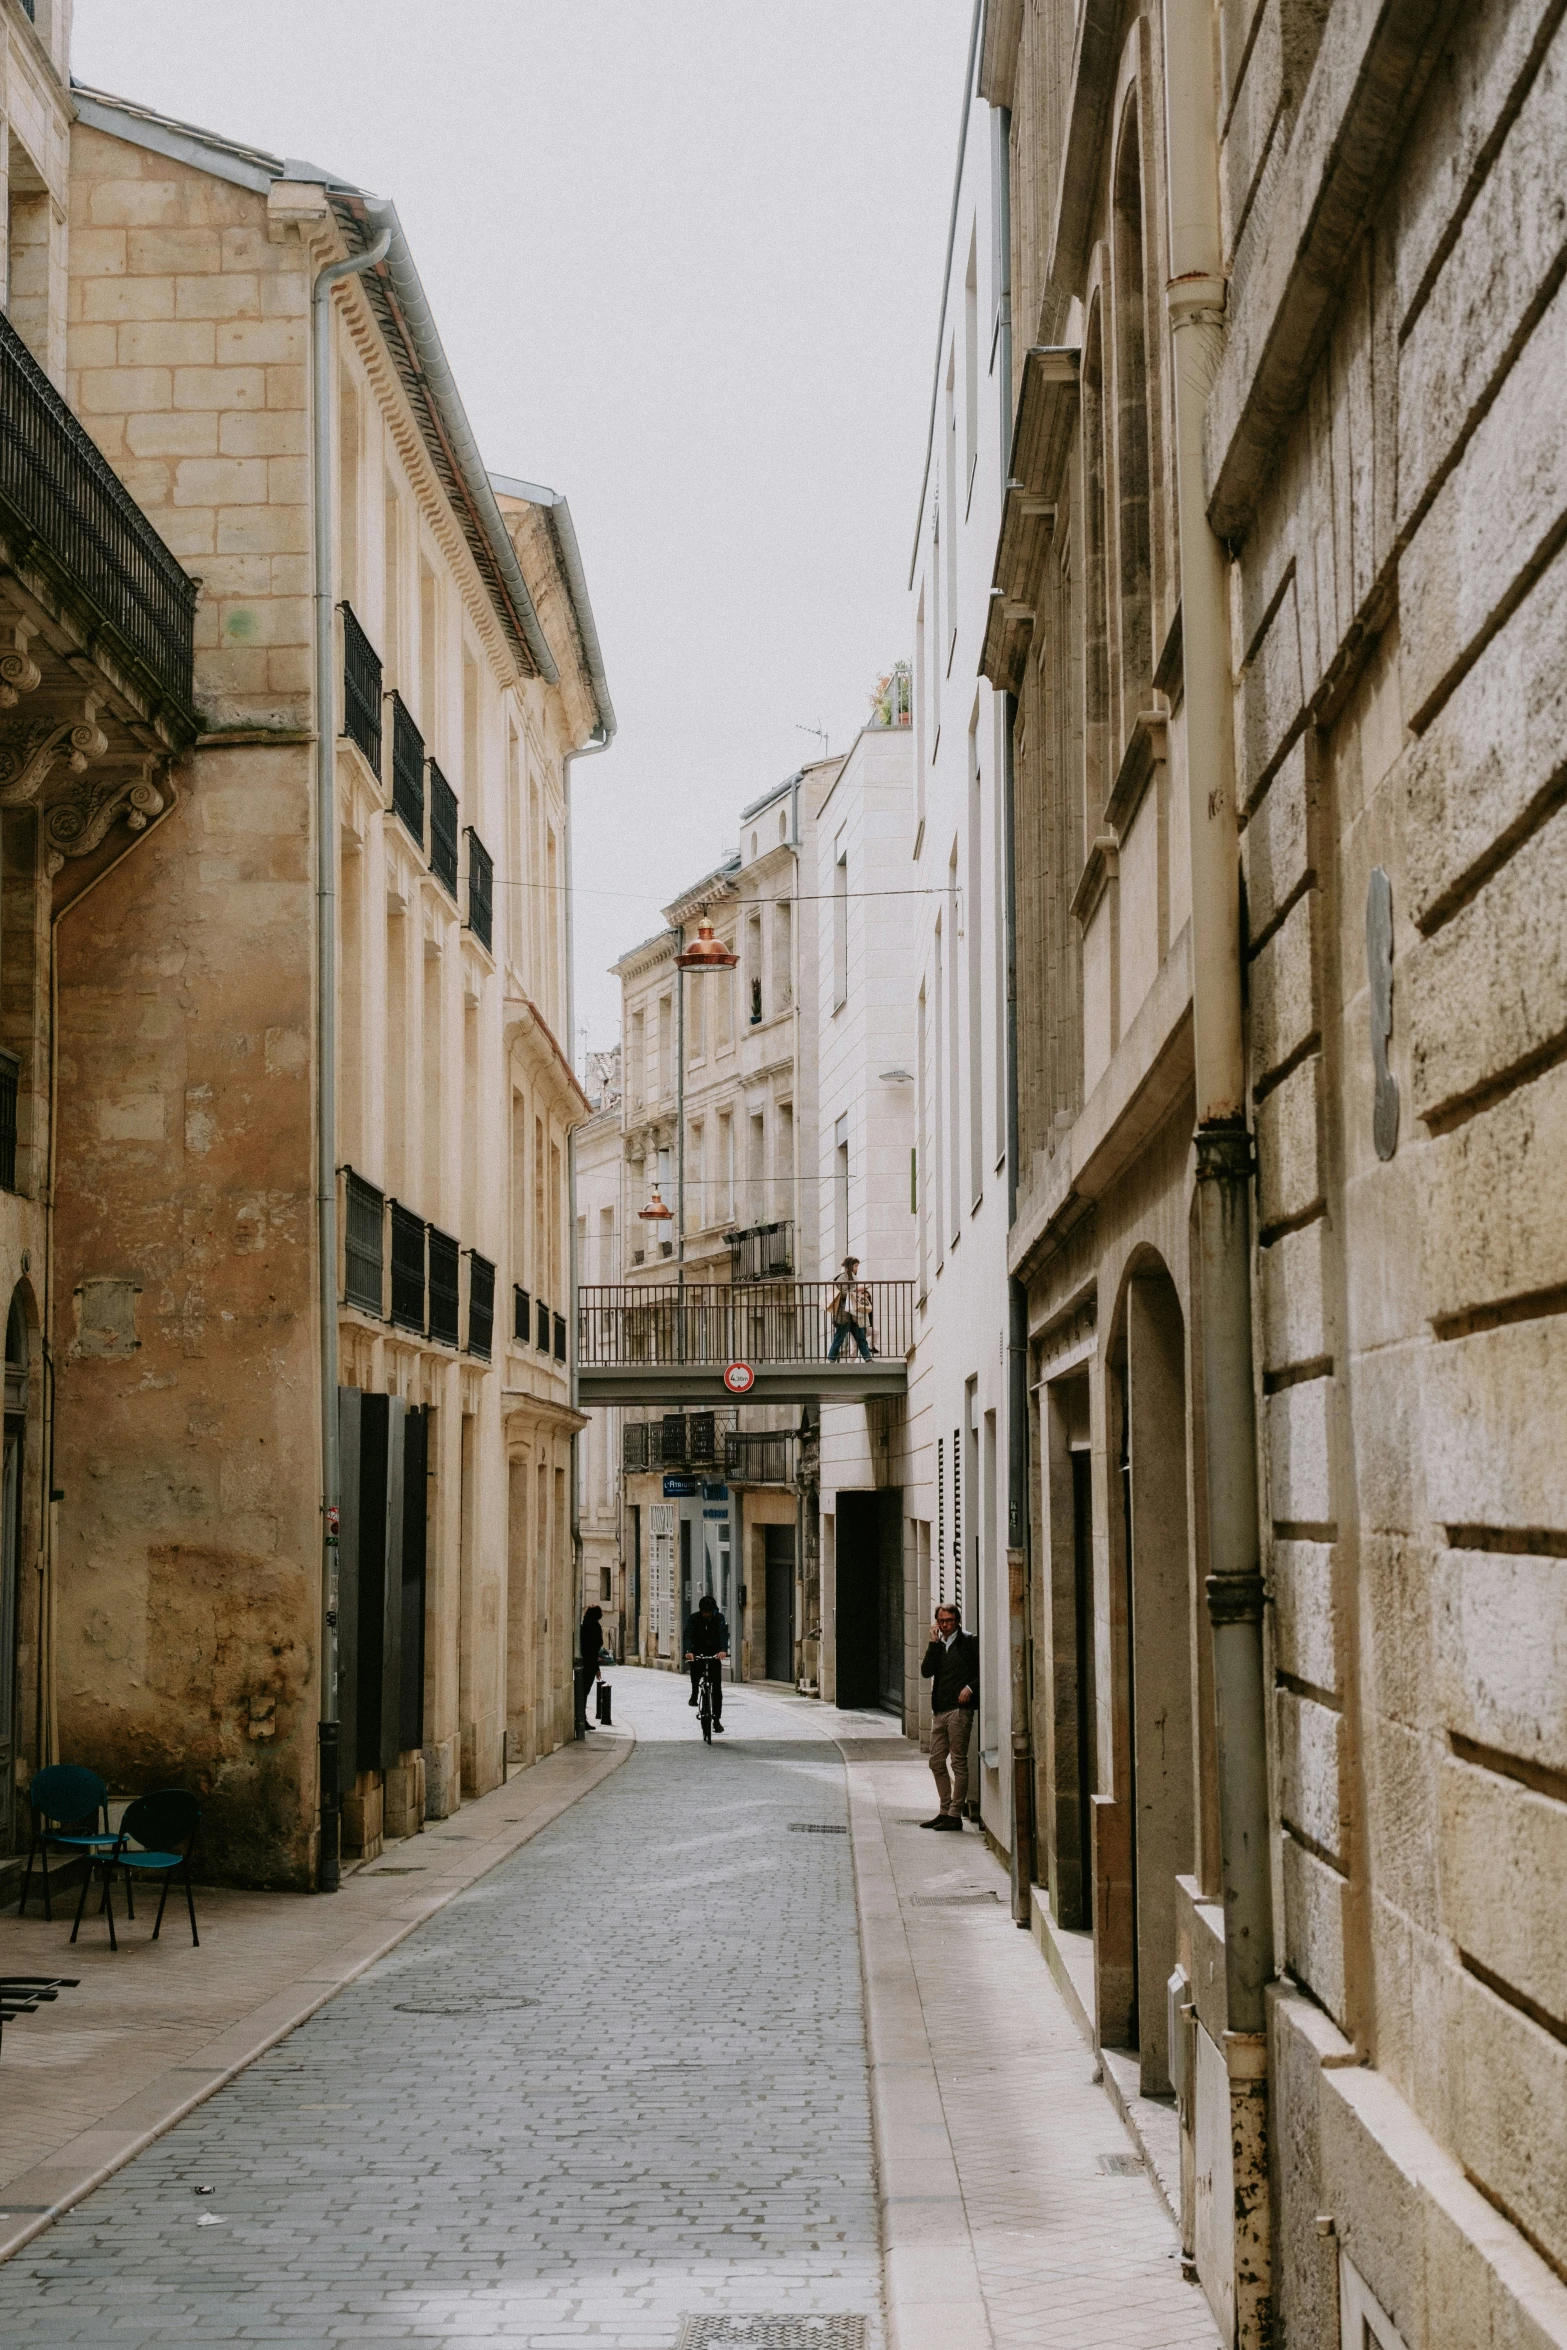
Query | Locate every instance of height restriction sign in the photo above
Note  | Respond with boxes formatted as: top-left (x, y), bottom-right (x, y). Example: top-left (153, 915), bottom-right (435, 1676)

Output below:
top-left (722, 1361), bottom-right (755, 1395)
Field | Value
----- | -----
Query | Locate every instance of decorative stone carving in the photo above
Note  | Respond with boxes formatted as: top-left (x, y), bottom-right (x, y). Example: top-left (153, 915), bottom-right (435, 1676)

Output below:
top-left (44, 759), bottom-right (170, 875)
top-left (0, 700), bottom-right (109, 806)
top-left (0, 622), bottom-right (41, 709)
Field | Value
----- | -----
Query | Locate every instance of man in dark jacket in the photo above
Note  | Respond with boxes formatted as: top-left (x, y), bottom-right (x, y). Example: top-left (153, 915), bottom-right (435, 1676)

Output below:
top-left (919, 1603), bottom-right (978, 1829)
top-left (684, 1592), bottom-right (729, 1730)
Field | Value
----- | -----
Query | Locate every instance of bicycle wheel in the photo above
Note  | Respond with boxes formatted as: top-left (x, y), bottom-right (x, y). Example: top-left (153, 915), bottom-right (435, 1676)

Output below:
top-left (699, 1668), bottom-right (713, 1743)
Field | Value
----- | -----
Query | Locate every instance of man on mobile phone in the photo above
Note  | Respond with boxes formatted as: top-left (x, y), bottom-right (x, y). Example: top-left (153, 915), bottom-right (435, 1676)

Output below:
top-left (919, 1603), bottom-right (978, 1829)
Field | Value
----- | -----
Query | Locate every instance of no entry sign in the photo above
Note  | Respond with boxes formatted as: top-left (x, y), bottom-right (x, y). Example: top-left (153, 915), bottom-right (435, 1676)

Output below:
top-left (722, 1360), bottom-right (755, 1395)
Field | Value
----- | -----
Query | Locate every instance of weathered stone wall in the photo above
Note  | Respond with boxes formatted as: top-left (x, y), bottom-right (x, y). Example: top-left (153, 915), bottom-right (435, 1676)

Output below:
top-left (1225, 0), bottom-right (1567, 2337)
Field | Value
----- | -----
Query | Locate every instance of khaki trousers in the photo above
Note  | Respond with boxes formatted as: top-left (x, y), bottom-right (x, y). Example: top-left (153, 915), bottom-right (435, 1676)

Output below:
top-left (929, 1706), bottom-right (974, 1815)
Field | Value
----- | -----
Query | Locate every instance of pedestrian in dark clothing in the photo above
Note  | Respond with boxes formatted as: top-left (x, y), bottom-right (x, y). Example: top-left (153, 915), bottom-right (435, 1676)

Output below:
top-left (919, 1603), bottom-right (979, 1828)
top-left (578, 1605), bottom-right (605, 1730)
top-left (684, 1592), bottom-right (729, 1729)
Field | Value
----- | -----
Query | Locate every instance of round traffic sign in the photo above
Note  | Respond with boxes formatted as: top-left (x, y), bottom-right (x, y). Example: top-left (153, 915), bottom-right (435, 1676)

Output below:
top-left (723, 1360), bottom-right (755, 1395)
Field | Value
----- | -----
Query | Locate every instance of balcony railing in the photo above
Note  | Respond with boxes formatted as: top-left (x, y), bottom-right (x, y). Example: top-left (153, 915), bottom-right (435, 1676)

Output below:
top-left (0, 1049), bottom-right (17, 1194)
top-left (389, 1203), bottom-right (426, 1333)
top-left (429, 761), bottom-right (458, 895)
top-left (623, 1421), bottom-right (649, 1473)
top-left (340, 604), bottom-right (382, 775)
top-left (727, 1219), bottom-right (793, 1282)
top-left (390, 695), bottom-right (424, 846)
top-left (428, 1227), bottom-right (460, 1347)
top-left (579, 1281), bottom-right (915, 1368)
top-left (468, 1253), bottom-right (495, 1360)
top-left (0, 309), bottom-right (196, 716)
top-left (344, 1169), bottom-right (383, 1313)
top-left (466, 827), bottom-right (493, 952)
top-left (724, 1429), bottom-right (797, 1484)
top-left (513, 1284), bottom-right (530, 1344)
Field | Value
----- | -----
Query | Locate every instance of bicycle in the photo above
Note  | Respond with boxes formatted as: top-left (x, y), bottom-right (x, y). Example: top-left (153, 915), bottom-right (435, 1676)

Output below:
top-left (690, 1653), bottom-right (723, 1743)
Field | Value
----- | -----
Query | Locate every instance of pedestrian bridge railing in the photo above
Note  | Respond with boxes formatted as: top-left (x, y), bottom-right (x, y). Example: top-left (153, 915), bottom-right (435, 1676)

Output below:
top-left (577, 1281), bottom-right (914, 1370)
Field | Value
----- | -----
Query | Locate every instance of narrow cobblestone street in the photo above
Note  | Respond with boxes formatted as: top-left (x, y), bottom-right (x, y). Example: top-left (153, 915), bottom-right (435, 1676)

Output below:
top-left (0, 1671), bottom-right (1216, 2347)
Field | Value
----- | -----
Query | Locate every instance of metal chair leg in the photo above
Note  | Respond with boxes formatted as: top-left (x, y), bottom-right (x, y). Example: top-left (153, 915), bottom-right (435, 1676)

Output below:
top-left (184, 1861), bottom-right (199, 1948)
top-left (152, 1872), bottom-right (170, 1941)
top-left (69, 1858), bottom-right (93, 1945)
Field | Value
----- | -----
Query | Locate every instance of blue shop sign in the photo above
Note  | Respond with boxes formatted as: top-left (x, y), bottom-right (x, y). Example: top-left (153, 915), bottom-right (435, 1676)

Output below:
top-left (662, 1475), bottom-right (698, 1497)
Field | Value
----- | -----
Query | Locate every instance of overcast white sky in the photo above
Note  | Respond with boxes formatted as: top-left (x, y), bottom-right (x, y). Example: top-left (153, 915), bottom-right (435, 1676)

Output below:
top-left (73, 1), bottom-right (975, 1055)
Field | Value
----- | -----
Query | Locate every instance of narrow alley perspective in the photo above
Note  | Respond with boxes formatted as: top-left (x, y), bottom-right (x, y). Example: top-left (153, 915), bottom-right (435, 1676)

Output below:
top-left (0, 1674), bottom-right (1214, 2349)
top-left (2, 2), bottom-right (1565, 2346)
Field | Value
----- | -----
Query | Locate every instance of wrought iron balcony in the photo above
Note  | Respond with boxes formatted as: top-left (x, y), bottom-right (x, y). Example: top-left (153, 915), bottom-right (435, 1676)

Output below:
top-left (577, 1280), bottom-right (913, 1405)
top-left (724, 1429), bottom-right (797, 1485)
top-left (727, 1219), bottom-right (793, 1282)
top-left (390, 694), bottom-right (424, 846)
top-left (621, 1413), bottom-right (718, 1475)
top-left (466, 827), bottom-right (493, 952)
top-left (389, 1202), bottom-right (425, 1333)
top-left (467, 1252), bottom-right (494, 1360)
top-left (343, 1169), bottom-right (383, 1313)
top-left (429, 761), bottom-right (458, 896)
top-left (0, 309), bottom-right (196, 721)
top-left (428, 1227), bottom-right (460, 1347)
top-left (579, 1281), bottom-right (913, 1367)
top-left (340, 604), bottom-right (382, 775)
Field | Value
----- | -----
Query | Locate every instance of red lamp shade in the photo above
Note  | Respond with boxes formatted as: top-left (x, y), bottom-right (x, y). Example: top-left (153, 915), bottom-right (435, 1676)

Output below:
top-left (638, 1183), bottom-right (673, 1222)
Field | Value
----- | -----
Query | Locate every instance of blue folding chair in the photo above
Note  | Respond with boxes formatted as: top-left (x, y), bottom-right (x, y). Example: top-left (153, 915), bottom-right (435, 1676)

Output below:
top-left (19, 1766), bottom-right (115, 1920)
top-left (73, 1789), bottom-right (201, 1952)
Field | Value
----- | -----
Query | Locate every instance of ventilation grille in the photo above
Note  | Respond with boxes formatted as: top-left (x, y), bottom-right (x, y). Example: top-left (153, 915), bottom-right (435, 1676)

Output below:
top-left (676, 2319), bottom-right (867, 2350)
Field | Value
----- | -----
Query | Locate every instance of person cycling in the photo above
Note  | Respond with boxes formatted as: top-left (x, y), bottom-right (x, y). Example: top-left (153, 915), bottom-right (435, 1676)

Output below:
top-left (684, 1592), bottom-right (729, 1732)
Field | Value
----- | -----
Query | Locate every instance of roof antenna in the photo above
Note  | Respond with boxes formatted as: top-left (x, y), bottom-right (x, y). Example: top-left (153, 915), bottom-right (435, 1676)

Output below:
top-left (795, 721), bottom-right (829, 759)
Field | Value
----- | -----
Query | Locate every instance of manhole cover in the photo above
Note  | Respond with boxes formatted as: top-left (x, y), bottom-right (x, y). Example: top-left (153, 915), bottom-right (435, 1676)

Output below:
top-left (1097, 2151), bottom-right (1144, 2176)
top-left (910, 1891), bottom-right (998, 1906)
top-left (677, 2319), bottom-right (867, 2350)
top-left (788, 1823), bottom-right (847, 1834)
top-left (394, 1994), bottom-right (540, 2017)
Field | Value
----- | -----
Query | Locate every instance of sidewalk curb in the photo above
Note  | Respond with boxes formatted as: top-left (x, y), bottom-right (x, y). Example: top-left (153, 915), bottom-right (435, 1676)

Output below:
top-left (839, 1744), bottom-right (994, 2350)
top-left (0, 1724), bottom-right (633, 2268)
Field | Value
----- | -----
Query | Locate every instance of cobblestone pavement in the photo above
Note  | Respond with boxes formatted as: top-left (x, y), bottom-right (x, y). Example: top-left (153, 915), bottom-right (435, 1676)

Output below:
top-left (0, 1669), bottom-right (1218, 2349)
top-left (0, 1669), bottom-right (883, 2347)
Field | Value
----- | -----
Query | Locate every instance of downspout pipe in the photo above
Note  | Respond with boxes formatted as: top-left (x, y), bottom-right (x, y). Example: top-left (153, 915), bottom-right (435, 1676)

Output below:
top-left (563, 724), bottom-right (613, 1735)
top-left (992, 94), bottom-right (1034, 1931)
top-left (1162, 28), bottom-right (1275, 2336)
top-left (1162, 0), bottom-right (1273, 2044)
top-left (312, 204), bottom-right (391, 1894)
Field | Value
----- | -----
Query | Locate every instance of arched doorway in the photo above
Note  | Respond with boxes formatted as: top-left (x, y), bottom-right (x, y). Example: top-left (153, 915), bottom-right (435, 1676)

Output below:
top-left (1103, 1258), bottom-right (1195, 2095)
top-left (0, 1288), bottom-right (29, 1854)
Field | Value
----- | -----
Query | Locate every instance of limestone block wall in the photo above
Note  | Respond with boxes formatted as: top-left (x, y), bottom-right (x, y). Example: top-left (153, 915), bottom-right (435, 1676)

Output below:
top-left (1224, 0), bottom-right (1567, 2336)
top-left (52, 739), bottom-right (318, 1887)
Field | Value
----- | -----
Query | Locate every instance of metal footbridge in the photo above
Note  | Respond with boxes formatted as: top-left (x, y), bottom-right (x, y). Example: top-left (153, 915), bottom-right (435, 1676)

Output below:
top-left (576, 1281), bottom-right (913, 1406)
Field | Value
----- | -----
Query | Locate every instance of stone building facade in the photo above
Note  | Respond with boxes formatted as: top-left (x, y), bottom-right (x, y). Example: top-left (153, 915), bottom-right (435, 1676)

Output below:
top-left (0, 62), bottom-right (611, 1891)
top-left (980, 0), bottom-right (1567, 2341)
top-left (608, 765), bottom-right (834, 1683)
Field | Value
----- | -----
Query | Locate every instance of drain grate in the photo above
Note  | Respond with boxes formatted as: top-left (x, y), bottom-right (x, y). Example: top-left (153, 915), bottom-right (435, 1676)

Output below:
top-left (395, 1993), bottom-right (539, 2017)
top-left (366, 1866), bottom-right (424, 1877)
top-left (677, 2319), bottom-right (867, 2350)
top-left (910, 1890), bottom-right (998, 1905)
top-left (1097, 2150), bottom-right (1144, 2176)
top-left (788, 1823), bottom-right (848, 1834)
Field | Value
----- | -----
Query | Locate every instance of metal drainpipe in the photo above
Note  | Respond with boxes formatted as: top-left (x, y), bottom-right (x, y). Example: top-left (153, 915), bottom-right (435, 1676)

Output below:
top-left (1161, 4), bottom-right (1274, 2330)
top-left (992, 94), bottom-right (1034, 1931)
top-left (312, 204), bottom-right (391, 1894)
top-left (563, 728), bottom-right (611, 1737)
